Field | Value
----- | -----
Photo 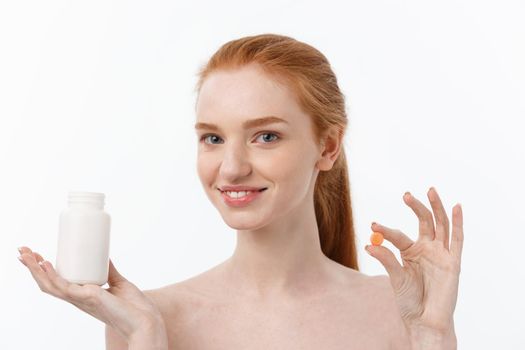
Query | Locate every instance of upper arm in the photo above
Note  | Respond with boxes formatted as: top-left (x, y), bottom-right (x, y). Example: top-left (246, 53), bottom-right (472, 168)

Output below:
top-left (105, 323), bottom-right (128, 350)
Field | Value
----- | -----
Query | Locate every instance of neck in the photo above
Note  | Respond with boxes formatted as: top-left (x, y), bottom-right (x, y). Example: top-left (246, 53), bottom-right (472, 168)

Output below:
top-left (222, 194), bottom-right (336, 300)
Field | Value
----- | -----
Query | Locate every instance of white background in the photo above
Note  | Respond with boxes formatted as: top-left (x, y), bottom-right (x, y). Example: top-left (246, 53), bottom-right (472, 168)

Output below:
top-left (1, 0), bottom-right (524, 348)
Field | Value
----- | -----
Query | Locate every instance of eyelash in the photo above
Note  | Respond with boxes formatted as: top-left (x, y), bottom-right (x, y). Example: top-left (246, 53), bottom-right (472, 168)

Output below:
top-left (199, 131), bottom-right (281, 145)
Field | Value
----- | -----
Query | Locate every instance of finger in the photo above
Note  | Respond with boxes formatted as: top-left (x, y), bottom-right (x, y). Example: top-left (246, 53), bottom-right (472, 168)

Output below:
top-left (18, 246), bottom-right (33, 255)
top-left (365, 245), bottom-right (404, 289)
top-left (17, 247), bottom-right (42, 268)
top-left (107, 259), bottom-right (127, 286)
top-left (427, 187), bottom-right (451, 250)
top-left (38, 260), bottom-right (78, 299)
top-left (20, 253), bottom-right (57, 294)
top-left (403, 191), bottom-right (435, 241)
top-left (371, 222), bottom-right (414, 252)
top-left (22, 253), bottom-right (102, 310)
top-left (33, 252), bottom-right (45, 263)
top-left (450, 204), bottom-right (464, 264)
top-left (39, 259), bottom-right (101, 306)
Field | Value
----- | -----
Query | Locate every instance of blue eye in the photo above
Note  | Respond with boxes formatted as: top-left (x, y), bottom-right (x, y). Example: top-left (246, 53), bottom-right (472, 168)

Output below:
top-left (201, 134), bottom-right (223, 145)
top-left (200, 132), bottom-right (280, 145)
top-left (255, 133), bottom-right (279, 143)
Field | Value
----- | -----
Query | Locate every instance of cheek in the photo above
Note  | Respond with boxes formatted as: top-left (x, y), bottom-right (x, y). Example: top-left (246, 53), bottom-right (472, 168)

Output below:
top-left (196, 153), bottom-right (216, 183)
top-left (260, 146), bottom-right (315, 190)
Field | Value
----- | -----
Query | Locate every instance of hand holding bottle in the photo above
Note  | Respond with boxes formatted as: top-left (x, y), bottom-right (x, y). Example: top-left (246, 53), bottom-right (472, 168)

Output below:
top-left (17, 246), bottom-right (167, 345)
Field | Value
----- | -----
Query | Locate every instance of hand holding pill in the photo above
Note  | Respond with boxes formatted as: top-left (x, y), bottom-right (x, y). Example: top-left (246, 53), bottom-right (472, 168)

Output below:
top-left (365, 187), bottom-right (463, 345)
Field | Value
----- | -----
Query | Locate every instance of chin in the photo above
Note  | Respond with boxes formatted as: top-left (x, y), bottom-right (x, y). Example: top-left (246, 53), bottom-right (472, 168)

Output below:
top-left (221, 213), bottom-right (269, 231)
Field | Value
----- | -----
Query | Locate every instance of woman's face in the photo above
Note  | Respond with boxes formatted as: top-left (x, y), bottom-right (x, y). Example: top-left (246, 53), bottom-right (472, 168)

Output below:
top-left (194, 64), bottom-right (323, 230)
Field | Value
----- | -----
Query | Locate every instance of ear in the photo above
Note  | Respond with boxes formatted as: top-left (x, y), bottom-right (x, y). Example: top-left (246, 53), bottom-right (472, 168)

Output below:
top-left (316, 127), bottom-right (343, 171)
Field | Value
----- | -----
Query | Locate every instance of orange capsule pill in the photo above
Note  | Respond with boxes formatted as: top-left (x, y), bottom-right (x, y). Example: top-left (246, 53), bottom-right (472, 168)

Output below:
top-left (370, 231), bottom-right (384, 246)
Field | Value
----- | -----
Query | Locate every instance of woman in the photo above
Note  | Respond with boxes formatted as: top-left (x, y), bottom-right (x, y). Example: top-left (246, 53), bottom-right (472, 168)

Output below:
top-left (18, 33), bottom-right (463, 349)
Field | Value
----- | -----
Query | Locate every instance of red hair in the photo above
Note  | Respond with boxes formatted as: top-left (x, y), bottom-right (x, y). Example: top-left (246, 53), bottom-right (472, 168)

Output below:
top-left (194, 33), bottom-right (358, 270)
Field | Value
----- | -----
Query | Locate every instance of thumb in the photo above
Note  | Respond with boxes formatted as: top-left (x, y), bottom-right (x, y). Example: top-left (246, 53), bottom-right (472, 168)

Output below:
top-left (107, 258), bottom-right (127, 286)
top-left (365, 245), bottom-right (404, 287)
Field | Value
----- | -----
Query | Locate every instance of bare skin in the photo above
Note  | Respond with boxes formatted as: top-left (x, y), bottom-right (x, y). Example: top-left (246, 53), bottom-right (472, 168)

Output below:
top-left (21, 62), bottom-right (462, 349)
top-left (189, 63), bottom-right (462, 348)
top-left (17, 247), bottom-right (168, 349)
top-left (124, 63), bottom-right (413, 349)
top-left (139, 261), bottom-right (411, 349)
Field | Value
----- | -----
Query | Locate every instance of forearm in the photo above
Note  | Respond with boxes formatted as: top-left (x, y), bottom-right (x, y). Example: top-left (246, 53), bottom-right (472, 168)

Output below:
top-left (409, 324), bottom-right (457, 350)
top-left (129, 337), bottom-right (168, 350)
top-left (128, 318), bottom-right (169, 350)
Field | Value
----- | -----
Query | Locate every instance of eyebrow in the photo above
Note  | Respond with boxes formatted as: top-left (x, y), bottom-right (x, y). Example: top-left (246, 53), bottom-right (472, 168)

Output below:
top-left (194, 116), bottom-right (289, 131)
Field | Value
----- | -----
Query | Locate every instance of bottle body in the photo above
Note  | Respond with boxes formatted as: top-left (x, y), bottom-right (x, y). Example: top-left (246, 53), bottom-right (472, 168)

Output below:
top-left (56, 192), bottom-right (111, 285)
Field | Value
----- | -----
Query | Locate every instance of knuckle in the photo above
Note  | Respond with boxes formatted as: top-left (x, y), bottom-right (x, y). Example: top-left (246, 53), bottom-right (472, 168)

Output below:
top-left (423, 211), bottom-right (434, 222)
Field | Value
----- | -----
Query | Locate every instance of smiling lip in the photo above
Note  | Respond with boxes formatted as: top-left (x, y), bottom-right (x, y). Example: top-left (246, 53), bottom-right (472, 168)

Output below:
top-left (218, 185), bottom-right (267, 192)
top-left (220, 189), bottom-right (265, 207)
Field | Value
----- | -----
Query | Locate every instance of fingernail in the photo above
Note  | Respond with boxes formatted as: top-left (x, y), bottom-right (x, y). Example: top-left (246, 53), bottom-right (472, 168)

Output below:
top-left (17, 247), bottom-right (23, 254)
top-left (17, 256), bottom-right (24, 263)
top-left (365, 245), bottom-right (372, 255)
top-left (404, 191), bottom-right (411, 196)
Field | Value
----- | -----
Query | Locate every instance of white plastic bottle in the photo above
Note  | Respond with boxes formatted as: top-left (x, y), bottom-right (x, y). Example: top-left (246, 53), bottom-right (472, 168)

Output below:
top-left (56, 191), bottom-right (111, 285)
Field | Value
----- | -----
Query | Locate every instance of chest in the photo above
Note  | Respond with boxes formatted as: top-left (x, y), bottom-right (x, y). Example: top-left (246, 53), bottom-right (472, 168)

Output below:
top-left (165, 294), bottom-right (396, 350)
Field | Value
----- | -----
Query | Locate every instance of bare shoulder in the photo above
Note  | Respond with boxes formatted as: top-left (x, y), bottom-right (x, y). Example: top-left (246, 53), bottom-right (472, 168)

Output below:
top-left (139, 263), bottom-right (410, 349)
top-left (142, 279), bottom-right (202, 324)
top-left (326, 259), bottom-right (393, 294)
top-left (140, 267), bottom-right (235, 349)
top-left (359, 272), bottom-right (397, 300)
top-left (344, 269), bottom-right (410, 347)
top-left (141, 266), bottom-right (223, 328)
top-left (366, 274), bottom-right (402, 316)
top-left (343, 269), bottom-right (399, 316)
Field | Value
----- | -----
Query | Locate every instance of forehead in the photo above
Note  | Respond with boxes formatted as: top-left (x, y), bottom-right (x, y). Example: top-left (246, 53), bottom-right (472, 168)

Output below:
top-left (195, 64), bottom-right (304, 126)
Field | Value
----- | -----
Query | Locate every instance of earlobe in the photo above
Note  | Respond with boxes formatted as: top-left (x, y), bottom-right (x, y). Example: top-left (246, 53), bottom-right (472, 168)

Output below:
top-left (316, 158), bottom-right (332, 171)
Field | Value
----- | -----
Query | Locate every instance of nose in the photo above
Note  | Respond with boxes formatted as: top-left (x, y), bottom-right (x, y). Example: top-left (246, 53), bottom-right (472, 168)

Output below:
top-left (219, 143), bottom-right (252, 180)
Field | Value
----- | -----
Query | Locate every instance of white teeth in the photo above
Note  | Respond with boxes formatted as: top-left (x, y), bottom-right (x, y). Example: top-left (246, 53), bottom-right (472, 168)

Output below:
top-left (225, 191), bottom-right (253, 198)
